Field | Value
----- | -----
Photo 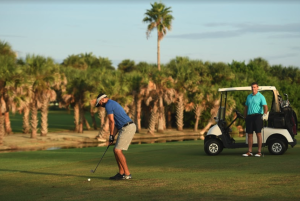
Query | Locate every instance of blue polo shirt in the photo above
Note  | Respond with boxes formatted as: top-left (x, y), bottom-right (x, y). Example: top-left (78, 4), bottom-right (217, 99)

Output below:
top-left (245, 92), bottom-right (267, 115)
top-left (105, 99), bottom-right (132, 130)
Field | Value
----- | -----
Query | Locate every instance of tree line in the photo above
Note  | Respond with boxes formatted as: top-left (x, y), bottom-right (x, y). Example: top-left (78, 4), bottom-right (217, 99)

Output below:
top-left (1, 40), bottom-right (300, 145)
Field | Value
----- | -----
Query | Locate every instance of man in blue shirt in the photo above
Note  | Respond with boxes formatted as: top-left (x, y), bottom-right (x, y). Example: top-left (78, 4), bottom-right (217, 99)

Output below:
top-left (243, 82), bottom-right (268, 157)
top-left (95, 93), bottom-right (136, 180)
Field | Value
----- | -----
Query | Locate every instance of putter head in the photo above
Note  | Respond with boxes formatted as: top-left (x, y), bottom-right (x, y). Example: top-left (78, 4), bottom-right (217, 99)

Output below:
top-left (90, 170), bottom-right (94, 173)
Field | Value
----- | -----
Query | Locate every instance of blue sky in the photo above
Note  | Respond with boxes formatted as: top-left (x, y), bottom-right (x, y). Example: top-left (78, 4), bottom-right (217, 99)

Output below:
top-left (1, 0), bottom-right (300, 68)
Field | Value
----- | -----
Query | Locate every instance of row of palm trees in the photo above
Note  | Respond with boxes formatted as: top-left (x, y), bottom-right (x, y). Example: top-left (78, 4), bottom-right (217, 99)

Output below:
top-left (2, 38), bottom-right (300, 146)
top-left (0, 39), bottom-right (238, 144)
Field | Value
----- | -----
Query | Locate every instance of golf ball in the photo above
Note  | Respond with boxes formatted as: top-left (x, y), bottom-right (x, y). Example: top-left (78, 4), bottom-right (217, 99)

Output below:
top-left (88, 178), bottom-right (90, 181)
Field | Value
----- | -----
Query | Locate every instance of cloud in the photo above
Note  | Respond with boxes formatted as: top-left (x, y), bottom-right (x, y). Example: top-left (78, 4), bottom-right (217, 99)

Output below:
top-left (269, 33), bottom-right (300, 38)
top-left (168, 30), bottom-right (242, 39)
top-left (266, 53), bottom-right (298, 60)
top-left (168, 22), bottom-right (300, 40)
top-left (0, 34), bottom-right (26, 38)
top-left (290, 46), bottom-right (300, 51)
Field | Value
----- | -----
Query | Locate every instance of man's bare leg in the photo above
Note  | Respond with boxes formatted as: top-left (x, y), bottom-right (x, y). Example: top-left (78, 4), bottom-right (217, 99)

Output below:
top-left (248, 133), bottom-right (253, 152)
top-left (114, 148), bottom-right (130, 175)
top-left (114, 148), bottom-right (125, 175)
top-left (256, 133), bottom-right (262, 153)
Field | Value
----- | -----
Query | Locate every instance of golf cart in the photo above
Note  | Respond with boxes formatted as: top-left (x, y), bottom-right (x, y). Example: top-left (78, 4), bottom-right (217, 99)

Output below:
top-left (204, 86), bottom-right (297, 156)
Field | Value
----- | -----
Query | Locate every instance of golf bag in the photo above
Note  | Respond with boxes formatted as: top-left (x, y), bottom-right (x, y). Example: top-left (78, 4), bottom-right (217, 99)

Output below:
top-left (268, 94), bottom-right (298, 136)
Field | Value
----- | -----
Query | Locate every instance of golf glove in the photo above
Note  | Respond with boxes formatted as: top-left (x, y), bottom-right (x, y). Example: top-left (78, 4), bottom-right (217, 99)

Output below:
top-left (262, 112), bottom-right (269, 121)
top-left (109, 135), bottom-right (114, 143)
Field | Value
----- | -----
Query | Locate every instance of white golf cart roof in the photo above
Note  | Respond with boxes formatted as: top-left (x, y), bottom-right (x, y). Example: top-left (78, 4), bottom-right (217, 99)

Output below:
top-left (218, 86), bottom-right (276, 92)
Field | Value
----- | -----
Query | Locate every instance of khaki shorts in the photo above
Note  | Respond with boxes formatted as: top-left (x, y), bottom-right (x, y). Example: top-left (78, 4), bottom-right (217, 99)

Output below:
top-left (115, 123), bottom-right (136, 151)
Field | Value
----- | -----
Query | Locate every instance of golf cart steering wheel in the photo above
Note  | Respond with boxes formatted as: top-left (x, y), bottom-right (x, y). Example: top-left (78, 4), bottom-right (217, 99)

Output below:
top-left (236, 110), bottom-right (245, 119)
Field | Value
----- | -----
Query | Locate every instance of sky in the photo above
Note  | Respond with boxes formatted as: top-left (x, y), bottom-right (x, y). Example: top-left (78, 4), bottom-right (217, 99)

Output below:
top-left (1, 0), bottom-right (300, 68)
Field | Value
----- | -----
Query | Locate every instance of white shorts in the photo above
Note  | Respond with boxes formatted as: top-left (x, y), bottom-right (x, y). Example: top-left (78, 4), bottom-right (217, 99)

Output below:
top-left (115, 123), bottom-right (136, 151)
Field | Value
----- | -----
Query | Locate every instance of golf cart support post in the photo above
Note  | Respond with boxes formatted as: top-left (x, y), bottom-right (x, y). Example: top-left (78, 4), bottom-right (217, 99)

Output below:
top-left (204, 86), bottom-right (297, 156)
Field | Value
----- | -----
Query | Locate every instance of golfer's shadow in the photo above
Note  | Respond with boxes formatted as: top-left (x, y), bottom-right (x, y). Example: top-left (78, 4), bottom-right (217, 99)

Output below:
top-left (0, 168), bottom-right (108, 180)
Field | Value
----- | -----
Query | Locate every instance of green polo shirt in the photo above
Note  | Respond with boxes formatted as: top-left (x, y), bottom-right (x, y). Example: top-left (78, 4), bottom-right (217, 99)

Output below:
top-left (245, 92), bottom-right (267, 115)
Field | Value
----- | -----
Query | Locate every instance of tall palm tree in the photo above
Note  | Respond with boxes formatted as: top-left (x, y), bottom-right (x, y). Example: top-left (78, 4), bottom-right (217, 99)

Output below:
top-left (143, 2), bottom-right (174, 71)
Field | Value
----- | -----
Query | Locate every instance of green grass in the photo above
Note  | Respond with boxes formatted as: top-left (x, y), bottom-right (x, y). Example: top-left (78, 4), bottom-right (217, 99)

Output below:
top-left (1, 136), bottom-right (300, 201)
top-left (9, 110), bottom-right (98, 133)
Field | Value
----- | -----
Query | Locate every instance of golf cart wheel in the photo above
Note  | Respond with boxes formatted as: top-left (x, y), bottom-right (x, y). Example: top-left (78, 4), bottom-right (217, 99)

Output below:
top-left (204, 139), bottom-right (223, 156)
top-left (268, 139), bottom-right (287, 155)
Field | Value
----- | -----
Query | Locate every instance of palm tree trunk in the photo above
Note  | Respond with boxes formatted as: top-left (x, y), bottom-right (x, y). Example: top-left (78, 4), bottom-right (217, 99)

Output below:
top-left (200, 121), bottom-right (214, 135)
top-left (40, 98), bottom-right (48, 136)
top-left (74, 102), bottom-right (80, 132)
top-left (22, 106), bottom-right (30, 134)
top-left (176, 94), bottom-right (184, 131)
top-left (131, 97), bottom-right (137, 125)
top-left (200, 100), bottom-right (220, 135)
top-left (157, 96), bottom-right (164, 133)
top-left (30, 101), bottom-right (38, 138)
top-left (97, 116), bottom-right (109, 139)
top-left (79, 106), bottom-right (84, 133)
top-left (194, 105), bottom-right (200, 132)
top-left (103, 117), bottom-right (109, 136)
top-left (98, 107), bottom-right (105, 128)
top-left (194, 103), bottom-right (205, 132)
top-left (90, 111), bottom-right (97, 130)
top-left (167, 109), bottom-right (172, 129)
top-left (162, 108), bottom-right (166, 130)
top-left (0, 96), bottom-right (5, 144)
top-left (148, 101), bottom-right (158, 135)
top-left (84, 115), bottom-right (91, 130)
top-left (0, 112), bottom-right (5, 145)
top-left (4, 111), bottom-right (12, 134)
top-left (157, 33), bottom-right (161, 71)
top-left (136, 98), bottom-right (142, 133)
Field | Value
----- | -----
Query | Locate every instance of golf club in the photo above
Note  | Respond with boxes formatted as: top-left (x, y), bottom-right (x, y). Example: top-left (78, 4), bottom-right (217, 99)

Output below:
top-left (90, 143), bottom-right (111, 173)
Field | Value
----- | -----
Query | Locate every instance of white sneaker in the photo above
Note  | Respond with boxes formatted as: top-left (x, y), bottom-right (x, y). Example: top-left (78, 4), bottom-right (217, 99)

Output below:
top-left (242, 152), bottom-right (253, 157)
top-left (123, 174), bottom-right (132, 180)
top-left (255, 153), bottom-right (262, 157)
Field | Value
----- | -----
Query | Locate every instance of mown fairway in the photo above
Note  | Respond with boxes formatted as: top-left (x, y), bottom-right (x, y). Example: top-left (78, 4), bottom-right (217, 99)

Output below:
top-left (1, 137), bottom-right (300, 201)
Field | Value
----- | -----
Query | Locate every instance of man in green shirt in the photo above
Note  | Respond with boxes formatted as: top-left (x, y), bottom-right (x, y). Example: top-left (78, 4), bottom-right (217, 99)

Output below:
top-left (243, 82), bottom-right (268, 157)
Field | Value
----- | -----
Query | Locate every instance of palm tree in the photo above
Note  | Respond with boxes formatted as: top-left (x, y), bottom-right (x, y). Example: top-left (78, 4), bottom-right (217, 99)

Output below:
top-left (61, 67), bottom-right (89, 133)
top-left (61, 53), bottom-right (116, 133)
top-left (145, 67), bottom-right (175, 134)
top-left (14, 59), bottom-right (30, 134)
top-left (94, 70), bottom-right (132, 138)
top-left (24, 54), bottom-right (62, 138)
top-left (62, 54), bottom-right (88, 70)
top-left (125, 69), bottom-right (150, 133)
top-left (0, 41), bottom-right (23, 144)
top-left (118, 59), bottom-right (136, 73)
top-left (167, 57), bottom-right (193, 131)
top-left (90, 56), bottom-right (115, 71)
top-left (0, 40), bottom-right (18, 135)
top-left (199, 61), bottom-right (236, 134)
top-left (143, 2), bottom-right (174, 71)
